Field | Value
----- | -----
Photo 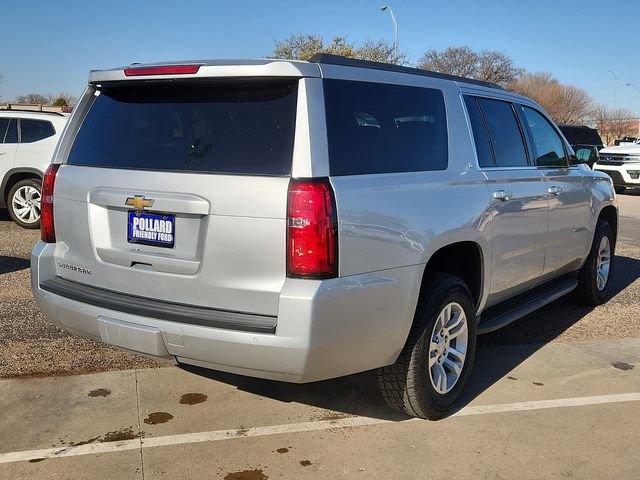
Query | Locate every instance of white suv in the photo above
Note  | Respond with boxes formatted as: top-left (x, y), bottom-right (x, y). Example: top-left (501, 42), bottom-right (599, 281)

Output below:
top-left (0, 110), bottom-right (68, 228)
top-left (594, 139), bottom-right (640, 194)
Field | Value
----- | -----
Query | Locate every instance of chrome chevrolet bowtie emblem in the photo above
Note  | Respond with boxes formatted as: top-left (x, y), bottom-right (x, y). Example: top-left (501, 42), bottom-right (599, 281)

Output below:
top-left (125, 195), bottom-right (155, 210)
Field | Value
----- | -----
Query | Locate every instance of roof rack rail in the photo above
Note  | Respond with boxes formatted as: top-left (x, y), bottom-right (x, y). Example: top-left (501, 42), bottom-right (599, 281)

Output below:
top-left (308, 53), bottom-right (504, 90)
top-left (0, 105), bottom-right (66, 116)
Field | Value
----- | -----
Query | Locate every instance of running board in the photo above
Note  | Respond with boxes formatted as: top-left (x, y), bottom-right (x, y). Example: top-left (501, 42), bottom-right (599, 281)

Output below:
top-left (477, 276), bottom-right (578, 334)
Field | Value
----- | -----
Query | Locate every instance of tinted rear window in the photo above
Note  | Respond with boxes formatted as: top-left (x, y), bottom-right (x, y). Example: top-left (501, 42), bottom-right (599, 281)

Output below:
top-left (20, 119), bottom-right (55, 143)
top-left (323, 79), bottom-right (448, 175)
top-left (67, 80), bottom-right (298, 175)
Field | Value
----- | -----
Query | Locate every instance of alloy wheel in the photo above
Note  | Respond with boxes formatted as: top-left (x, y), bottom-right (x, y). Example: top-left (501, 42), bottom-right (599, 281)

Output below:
top-left (596, 236), bottom-right (611, 291)
top-left (11, 185), bottom-right (41, 224)
top-left (428, 302), bottom-right (469, 394)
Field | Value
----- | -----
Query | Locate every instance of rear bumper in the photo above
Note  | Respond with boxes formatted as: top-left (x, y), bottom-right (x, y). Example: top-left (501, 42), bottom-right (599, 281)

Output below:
top-left (31, 241), bottom-right (421, 383)
top-left (594, 163), bottom-right (640, 186)
top-left (39, 276), bottom-right (277, 334)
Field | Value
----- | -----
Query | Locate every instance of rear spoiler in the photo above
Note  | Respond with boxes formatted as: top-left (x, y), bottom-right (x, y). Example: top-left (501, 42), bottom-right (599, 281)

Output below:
top-left (88, 59), bottom-right (321, 84)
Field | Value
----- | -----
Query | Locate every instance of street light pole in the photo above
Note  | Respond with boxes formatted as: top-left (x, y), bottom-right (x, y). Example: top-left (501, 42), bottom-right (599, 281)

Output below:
top-left (380, 5), bottom-right (398, 59)
top-left (625, 82), bottom-right (640, 96)
top-left (608, 69), bottom-right (618, 109)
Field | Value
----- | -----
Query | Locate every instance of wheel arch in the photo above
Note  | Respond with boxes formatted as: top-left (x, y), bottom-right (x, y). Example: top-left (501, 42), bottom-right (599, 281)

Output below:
top-left (0, 168), bottom-right (44, 208)
top-left (597, 205), bottom-right (618, 243)
top-left (420, 241), bottom-right (485, 309)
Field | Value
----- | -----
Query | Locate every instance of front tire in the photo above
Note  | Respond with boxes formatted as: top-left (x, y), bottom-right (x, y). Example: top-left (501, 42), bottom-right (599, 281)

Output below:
top-left (377, 273), bottom-right (477, 419)
top-left (7, 179), bottom-right (42, 229)
top-left (575, 219), bottom-right (615, 305)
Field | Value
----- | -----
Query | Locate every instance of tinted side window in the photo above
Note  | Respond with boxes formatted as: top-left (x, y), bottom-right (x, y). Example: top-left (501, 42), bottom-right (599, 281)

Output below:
top-left (323, 79), bottom-right (448, 175)
top-left (522, 107), bottom-right (568, 167)
top-left (20, 119), bottom-right (55, 143)
top-left (0, 118), bottom-right (18, 144)
top-left (464, 96), bottom-right (494, 167)
top-left (477, 98), bottom-right (528, 168)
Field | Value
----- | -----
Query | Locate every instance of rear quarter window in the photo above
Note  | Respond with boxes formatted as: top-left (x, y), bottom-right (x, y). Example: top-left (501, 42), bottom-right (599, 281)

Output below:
top-left (323, 79), bottom-right (448, 175)
top-left (67, 80), bottom-right (299, 175)
top-left (20, 119), bottom-right (55, 143)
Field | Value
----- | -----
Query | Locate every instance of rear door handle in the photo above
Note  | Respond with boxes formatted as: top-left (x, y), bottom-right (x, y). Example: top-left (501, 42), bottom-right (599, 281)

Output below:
top-left (493, 190), bottom-right (513, 201)
top-left (548, 186), bottom-right (563, 196)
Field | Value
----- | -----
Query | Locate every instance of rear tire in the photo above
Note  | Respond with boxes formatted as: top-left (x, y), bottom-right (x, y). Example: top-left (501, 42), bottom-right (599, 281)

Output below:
top-left (575, 219), bottom-right (615, 305)
top-left (614, 186), bottom-right (626, 194)
top-left (377, 273), bottom-right (477, 419)
top-left (7, 178), bottom-right (42, 229)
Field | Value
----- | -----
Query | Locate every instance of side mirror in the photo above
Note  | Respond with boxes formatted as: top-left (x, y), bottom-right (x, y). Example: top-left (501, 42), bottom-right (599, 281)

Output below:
top-left (572, 147), bottom-right (593, 165)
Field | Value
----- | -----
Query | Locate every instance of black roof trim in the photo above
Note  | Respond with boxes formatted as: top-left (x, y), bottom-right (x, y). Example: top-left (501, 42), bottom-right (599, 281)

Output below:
top-left (308, 53), bottom-right (504, 90)
top-left (558, 124), bottom-right (595, 129)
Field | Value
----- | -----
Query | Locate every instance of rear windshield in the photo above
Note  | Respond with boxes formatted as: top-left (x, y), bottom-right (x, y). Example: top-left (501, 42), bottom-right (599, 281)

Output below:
top-left (67, 80), bottom-right (298, 175)
top-left (323, 79), bottom-right (448, 175)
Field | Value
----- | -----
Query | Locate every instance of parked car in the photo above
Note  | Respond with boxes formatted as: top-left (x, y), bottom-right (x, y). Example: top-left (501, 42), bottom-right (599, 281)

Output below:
top-left (558, 124), bottom-right (605, 168)
top-left (594, 139), bottom-right (640, 193)
top-left (31, 55), bottom-right (618, 419)
top-left (0, 110), bottom-right (68, 228)
top-left (614, 136), bottom-right (638, 146)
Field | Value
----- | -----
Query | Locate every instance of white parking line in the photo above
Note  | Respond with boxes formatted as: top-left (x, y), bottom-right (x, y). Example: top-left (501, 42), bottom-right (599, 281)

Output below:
top-left (2, 392), bottom-right (639, 464)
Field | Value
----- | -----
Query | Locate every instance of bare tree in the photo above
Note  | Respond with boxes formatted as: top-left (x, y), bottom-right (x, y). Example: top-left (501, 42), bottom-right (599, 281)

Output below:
top-left (509, 72), bottom-right (553, 99)
top-left (50, 92), bottom-right (77, 107)
top-left (476, 50), bottom-right (524, 85)
top-left (323, 36), bottom-right (357, 59)
top-left (15, 93), bottom-right (50, 105)
top-left (552, 84), bottom-right (594, 125)
top-left (272, 34), bottom-right (407, 64)
top-left (357, 39), bottom-right (407, 65)
top-left (418, 46), bottom-right (477, 78)
top-left (417, 46), bottom-right (522, 85)
top-left (509, 72), bottom-right (593, 124)
top-left (593, 106), bottom-right (638, 145)
top-left (272, 34), bottom-right (329, 61)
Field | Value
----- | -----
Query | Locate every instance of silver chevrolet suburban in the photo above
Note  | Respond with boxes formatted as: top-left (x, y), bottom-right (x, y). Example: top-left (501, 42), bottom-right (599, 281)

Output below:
top-left (31, 55), bottom-right (618, 419)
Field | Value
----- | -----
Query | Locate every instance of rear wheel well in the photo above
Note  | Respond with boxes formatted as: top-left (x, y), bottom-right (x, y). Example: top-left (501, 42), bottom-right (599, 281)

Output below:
top-left (421, 242), bottom-right (483, 308)
top-left (598, 206), bottom-right (617, 242)
top-left (3, 172), bottom-right (42, 203)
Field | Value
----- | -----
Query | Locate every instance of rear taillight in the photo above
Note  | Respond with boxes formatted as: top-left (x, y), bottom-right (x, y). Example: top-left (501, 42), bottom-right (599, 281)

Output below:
top-left (123, 65), bottom-right (200, 76)
top-left (287, 178), bottom-right (338, 279)
top-left (41, 164), bottom-right (60, 243)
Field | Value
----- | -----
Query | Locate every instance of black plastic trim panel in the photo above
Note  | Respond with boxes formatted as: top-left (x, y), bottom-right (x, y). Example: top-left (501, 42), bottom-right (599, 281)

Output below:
top-left (40, 277), bottom-right (277, 334)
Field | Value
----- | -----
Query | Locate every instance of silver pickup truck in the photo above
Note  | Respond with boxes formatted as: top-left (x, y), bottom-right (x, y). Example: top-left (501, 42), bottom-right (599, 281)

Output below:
top-left (31, 55), bottom-right (618, 419)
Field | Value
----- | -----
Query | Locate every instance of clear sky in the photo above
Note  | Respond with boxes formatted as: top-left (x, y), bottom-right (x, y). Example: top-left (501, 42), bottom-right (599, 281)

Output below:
top-left (1, 0), bottom-right (639, 116)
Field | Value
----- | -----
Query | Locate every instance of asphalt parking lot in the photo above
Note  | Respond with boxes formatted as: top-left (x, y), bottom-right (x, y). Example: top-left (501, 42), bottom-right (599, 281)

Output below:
top-left (1, 191), bottom-right (639, 479)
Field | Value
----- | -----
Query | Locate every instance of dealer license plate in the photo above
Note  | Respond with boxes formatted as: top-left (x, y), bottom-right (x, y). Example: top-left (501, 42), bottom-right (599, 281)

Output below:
top-left (127, 211), bottom-right (175, 248)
